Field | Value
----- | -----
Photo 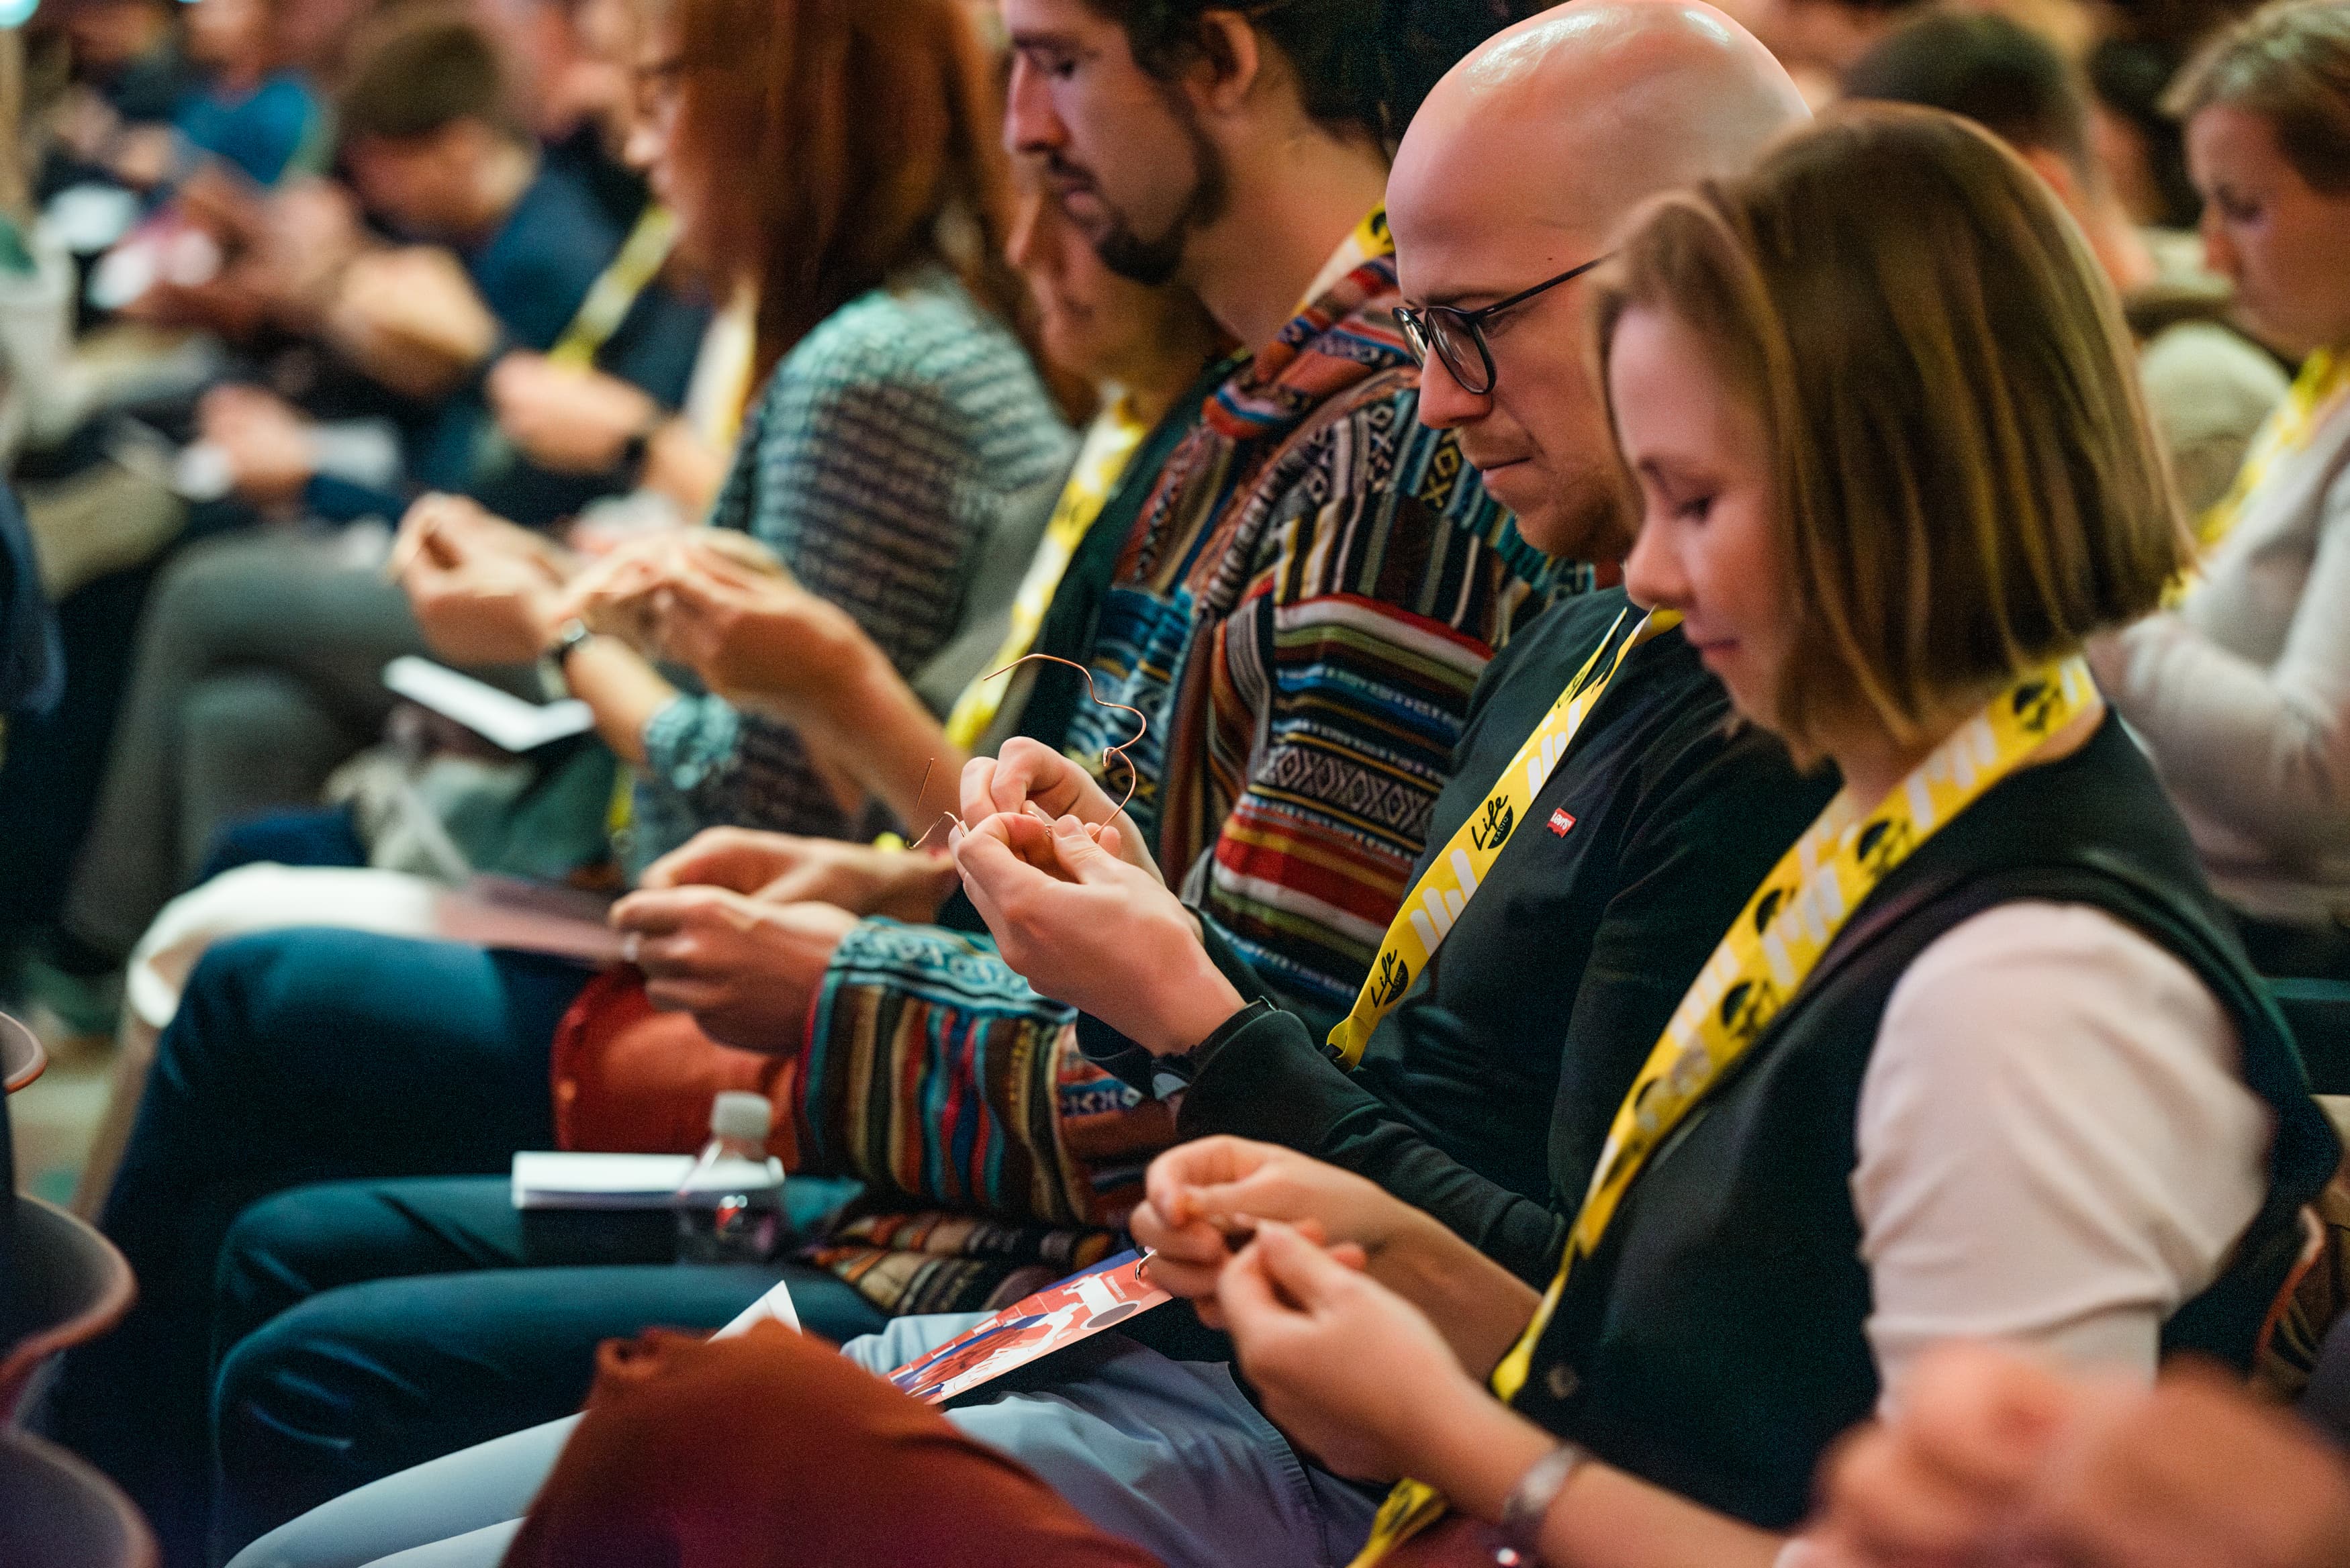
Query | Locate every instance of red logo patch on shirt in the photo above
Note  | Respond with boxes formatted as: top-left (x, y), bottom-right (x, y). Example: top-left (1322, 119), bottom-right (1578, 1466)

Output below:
top-left (1548, 809), bottom-right (1577, 837)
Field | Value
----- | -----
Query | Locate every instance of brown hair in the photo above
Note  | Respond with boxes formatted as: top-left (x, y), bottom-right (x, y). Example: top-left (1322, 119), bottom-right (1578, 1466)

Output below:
top-left (1594, 105), bottom-right (2186, 758)
top-left (2166, 0), bottom-right (2350, 194)
top-left (337, 6), bottom-right (525, 147)
top-left (666, 0), bottom-right (1023, 379)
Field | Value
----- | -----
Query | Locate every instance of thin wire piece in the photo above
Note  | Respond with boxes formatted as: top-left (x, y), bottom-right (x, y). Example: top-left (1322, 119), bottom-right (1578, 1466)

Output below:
top-left (981, 652), bottom-right (1148, 823)
top-left (904, 756), bottom-right (965, 852)
top-left (904, 654), bottom-right (1148, 853)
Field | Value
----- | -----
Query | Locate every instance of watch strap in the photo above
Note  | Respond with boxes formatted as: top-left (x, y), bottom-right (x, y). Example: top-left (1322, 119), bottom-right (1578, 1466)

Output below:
top-left (1494, 1442), bottom-right (1585, 1565)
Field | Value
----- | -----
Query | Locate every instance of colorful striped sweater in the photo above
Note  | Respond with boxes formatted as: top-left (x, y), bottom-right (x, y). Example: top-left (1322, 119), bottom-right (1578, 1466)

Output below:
top-left (795, 226), bottom-right (1589, 1313)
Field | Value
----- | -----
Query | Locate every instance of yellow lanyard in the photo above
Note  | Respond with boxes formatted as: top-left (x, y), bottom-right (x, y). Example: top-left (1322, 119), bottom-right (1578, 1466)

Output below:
top-left (683, 290), bottom-right (758, 457)
top-left (1327, 609), bottom-right (1672, 1066)
top-left (1352, 657), bottom-right (2102, 1564)
top-left (2196, 348), bottom-right (2349, 553)
top-left (549, 205), bottom-right (680, 371)
top-left (943, 400), bottom-right (1152, 751)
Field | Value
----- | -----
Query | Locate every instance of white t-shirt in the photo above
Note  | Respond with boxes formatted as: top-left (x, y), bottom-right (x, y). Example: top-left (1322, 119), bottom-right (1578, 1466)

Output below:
top-left (1851, 899), bottom-right (2273, 1399)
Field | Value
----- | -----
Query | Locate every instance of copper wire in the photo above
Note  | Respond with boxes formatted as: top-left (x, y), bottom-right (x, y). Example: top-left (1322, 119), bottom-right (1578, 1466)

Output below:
top-left (983, 652), bottom-right (1147, 820)
top-left (901, 654), bottom-right (1149, 852)
top-left (906, 756), bottom-right (960, 852)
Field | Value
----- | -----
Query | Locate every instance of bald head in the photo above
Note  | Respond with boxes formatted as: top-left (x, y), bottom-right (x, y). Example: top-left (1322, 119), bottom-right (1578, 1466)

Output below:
top-left (1395, 1), bottom-right (1807, 257)
top-left (1392, 1), bottom-right (1805, 561)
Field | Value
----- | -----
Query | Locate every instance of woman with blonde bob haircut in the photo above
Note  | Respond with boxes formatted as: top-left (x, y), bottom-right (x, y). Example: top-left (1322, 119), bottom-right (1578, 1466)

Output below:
top-left (1600, 105), bottom-right (2186, 765)
top-left (445, 105), bottom-right (2340, 1568)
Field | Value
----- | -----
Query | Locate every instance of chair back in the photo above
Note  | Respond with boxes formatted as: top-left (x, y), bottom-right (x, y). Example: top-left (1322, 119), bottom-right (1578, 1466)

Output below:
top-left (0, 1196), bottom-right (134, 1424)
top-left (2269, 978), bottom-right (2350, 1096)
top-left (0, 1431), bottom-right (156, 1568)
top-left (1, 1010), bottom-right (43, 1093)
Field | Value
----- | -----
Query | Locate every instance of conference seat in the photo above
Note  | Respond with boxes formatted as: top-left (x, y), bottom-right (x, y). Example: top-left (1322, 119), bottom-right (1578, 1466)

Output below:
top-left (0, 1430), bottom-right (157, 1568)
top-left (1, 1194), bottom-right (135, 1425)
top-left (2269, 978), bottom-right (2350, 1097)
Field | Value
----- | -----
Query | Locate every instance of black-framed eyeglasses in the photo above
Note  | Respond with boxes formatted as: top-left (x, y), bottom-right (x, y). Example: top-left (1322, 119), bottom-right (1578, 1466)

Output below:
top-left (1393, 254), bottom-right (1609, 397)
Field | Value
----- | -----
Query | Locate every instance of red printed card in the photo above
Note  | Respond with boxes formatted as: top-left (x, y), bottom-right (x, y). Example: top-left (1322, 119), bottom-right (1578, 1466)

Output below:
top-left (884, 1250), bottom-right (1172, 1404)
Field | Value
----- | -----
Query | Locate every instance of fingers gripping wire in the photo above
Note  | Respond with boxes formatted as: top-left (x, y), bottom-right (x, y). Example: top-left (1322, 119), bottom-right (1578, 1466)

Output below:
top-left (902, 653), bottom-right (1149, 852)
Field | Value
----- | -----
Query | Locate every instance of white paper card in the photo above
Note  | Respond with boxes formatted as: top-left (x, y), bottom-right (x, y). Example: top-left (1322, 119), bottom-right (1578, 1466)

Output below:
top-left (383, 656), bottom-right (595, 753)
top-left (714, 1277), bottom-right (803, 1337)
top-left (510, 1151), bottom-right (782, 1210)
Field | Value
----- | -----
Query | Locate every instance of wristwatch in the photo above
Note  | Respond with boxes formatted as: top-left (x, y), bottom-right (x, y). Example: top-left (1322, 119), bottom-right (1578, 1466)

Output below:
top-left (1493, 1442), bottom-right (1587, 1566)
top-left (543, 618), bottom-right (596, 689)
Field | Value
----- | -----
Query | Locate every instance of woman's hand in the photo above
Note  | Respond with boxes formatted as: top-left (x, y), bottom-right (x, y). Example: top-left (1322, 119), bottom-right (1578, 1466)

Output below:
top-left (1217, 1220), bottom-right (1496, 1485)
top-left (641, 826), bottom-right (956, 924)
top-left (395, 494), bottom-right (569, 667)
top-left (961, 737), bottom-right (1158, 879)
top-left (557, 532), bottom-right (692, 655)
top-left (649, 537), bottom-right (874, 726)
top-left (610, 886), bottom-right (858, 1052)
top-left (951, 811), bottom-right (1241, 1055)
top-left (487, 352), bottom-right (663, 475)
top-left (1132, 1136), bottom-right (1415, 1306)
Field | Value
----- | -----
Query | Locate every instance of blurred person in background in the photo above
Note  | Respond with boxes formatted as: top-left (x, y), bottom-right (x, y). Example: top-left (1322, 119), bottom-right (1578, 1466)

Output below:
top-left (33, 5), bottom-right (706, 993)
top-left (156, 0), bottom-right (326, 190)
top-left (48, 0), bottom-right (324, 193)
top-left (44, 3), bottom-right (1075, 1560)
top-left (40, 0), bottom-right (201, 191)
top-left (1844, 9), bottom-right (2292, 514)
top-left (480, 0), bottom-right (652, 228)
top-left (2092, 28), bottom-right (2210, 230)
top-left (2090, 0), bottom-right (2350, 981)
top-left (1723, 0), bottom-right (1930, 102)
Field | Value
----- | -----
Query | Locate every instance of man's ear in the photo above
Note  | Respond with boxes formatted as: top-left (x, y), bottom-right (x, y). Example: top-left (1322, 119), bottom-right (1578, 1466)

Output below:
top-left (1186, 9), bottom-right (1266, 118)
top-left (2018, 144), bottom-right (2084, 211)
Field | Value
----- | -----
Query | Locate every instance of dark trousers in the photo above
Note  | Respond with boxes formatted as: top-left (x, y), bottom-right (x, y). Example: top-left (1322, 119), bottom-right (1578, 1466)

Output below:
top-left (207, 1174), bottom-right (881, 1561)
top-left (44, 927), bottom-right (597, 1568)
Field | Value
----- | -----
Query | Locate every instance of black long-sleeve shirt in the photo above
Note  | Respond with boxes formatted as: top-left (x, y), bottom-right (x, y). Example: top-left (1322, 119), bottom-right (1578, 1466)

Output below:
top-left (1171, 589), bottom-right (1838, 1283)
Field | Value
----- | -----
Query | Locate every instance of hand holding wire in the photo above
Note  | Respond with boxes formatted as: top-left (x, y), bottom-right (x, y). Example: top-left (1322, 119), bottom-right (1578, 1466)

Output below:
top-left (953, 811), bottom-right (1243, 1055)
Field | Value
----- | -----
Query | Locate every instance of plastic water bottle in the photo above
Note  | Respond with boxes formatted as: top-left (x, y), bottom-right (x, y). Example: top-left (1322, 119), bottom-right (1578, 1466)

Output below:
top-left (673, 1091), bottom-right (786, 1263)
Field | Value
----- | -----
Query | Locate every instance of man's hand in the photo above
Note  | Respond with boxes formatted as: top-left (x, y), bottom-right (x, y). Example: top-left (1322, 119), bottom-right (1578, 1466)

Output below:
top-left (961, 738), bottom-right (1158, 879)
top-left (640, 826), bottom-right (956, 924)
top-left (953, 811), bottom-right (1240, 1055)
top-left (1218, 1220), bottom-right (1488, 1485)
top-left (1132, 1136), bottom-right (1413, 1307)
top-left (395, 494), bottom-right (569, 666)
top-left (488, 352), bottom-right (661, 475)
top-left (199, 385), bottom-right (316, 511)
top-left (610, 886), bottom-right (857, 1052)
top-left (1809, 1342), bottom-right (2350, 1568)
top-left (326, 247), bottom-right (502, 399)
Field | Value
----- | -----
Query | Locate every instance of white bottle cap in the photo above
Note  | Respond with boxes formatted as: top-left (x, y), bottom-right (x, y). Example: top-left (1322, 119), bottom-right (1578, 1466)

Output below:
top-left (710, 1091), bottom-right (773, 1145)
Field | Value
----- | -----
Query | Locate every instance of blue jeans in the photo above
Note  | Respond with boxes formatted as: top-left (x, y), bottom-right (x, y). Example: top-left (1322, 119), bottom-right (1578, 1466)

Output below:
top-left (208, 1174), bottom-right (878, 1561)
top-left (44, 927), bottom-right (596, 1568)
top-left (230, 1314), bottom-right (1383, 1568)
